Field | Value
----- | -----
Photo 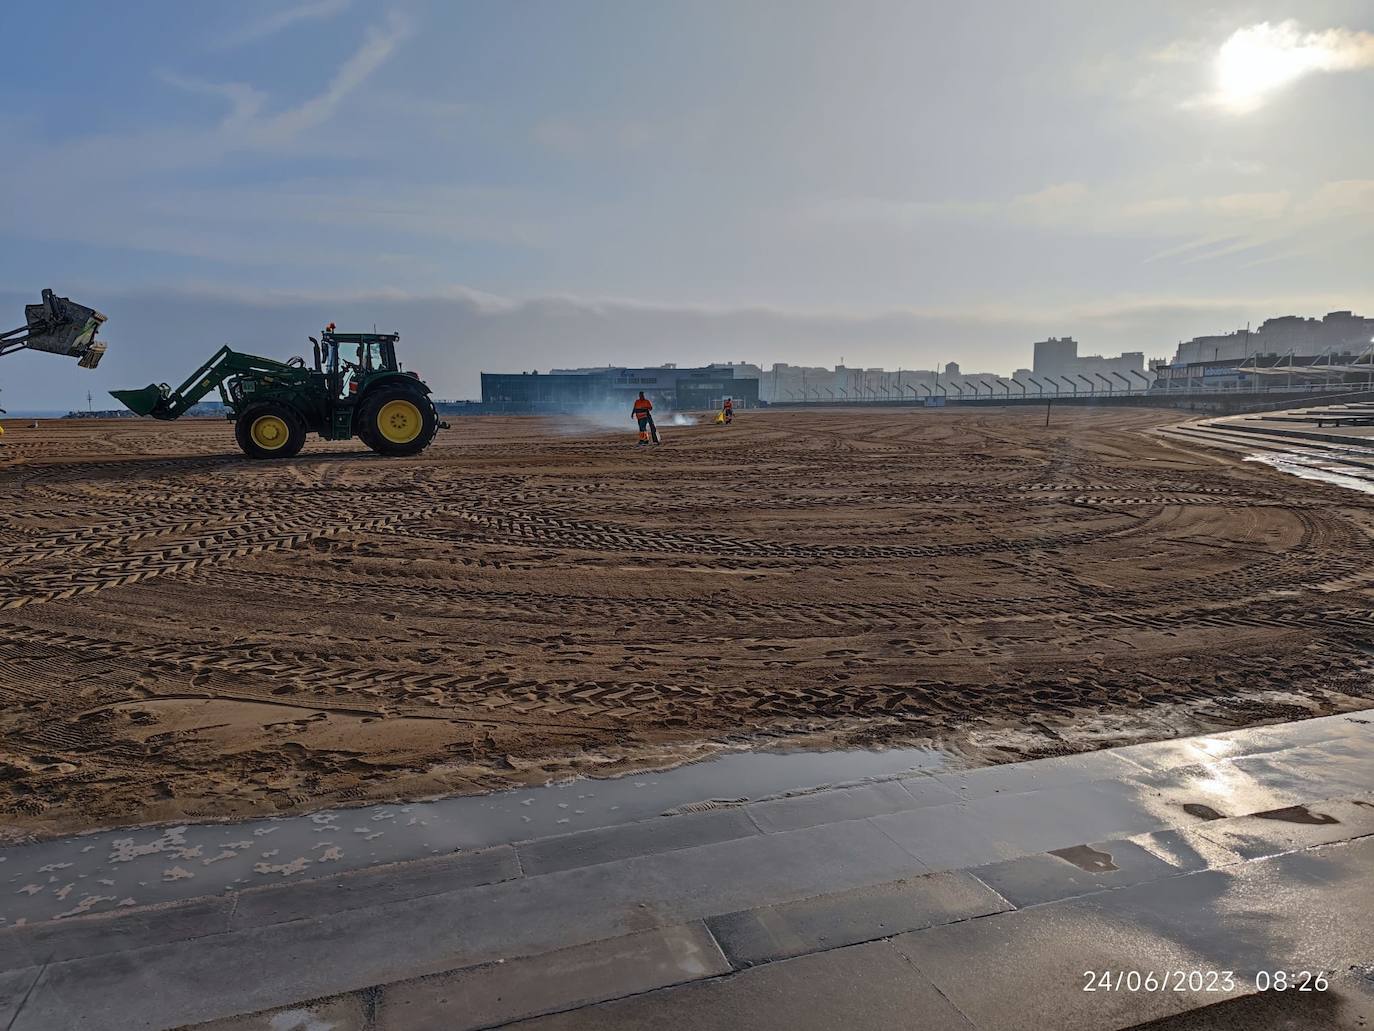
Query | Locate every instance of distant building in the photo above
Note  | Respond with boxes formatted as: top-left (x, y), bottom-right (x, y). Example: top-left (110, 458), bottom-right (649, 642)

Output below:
top-left (1032, 337), bottom-right (1145, 381)
top-left (480, 365), bottom-right (760, 413)
top-left (1032, 338), bottom-right (1077, 376)
top-left (1171, 311), bottom-right (1374, 367)
top-left (1159, 310), bottom-right (1374, 390)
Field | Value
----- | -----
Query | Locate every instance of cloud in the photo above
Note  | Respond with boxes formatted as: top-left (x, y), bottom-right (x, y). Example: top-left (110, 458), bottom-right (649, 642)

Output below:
top-left (1146, 180), bottom-right (1374, 264)
top-left (217, 0), bottom-right (352, 48)
top-left (255, 12), bottom-right (410, 143)
top-left (157, 11), bottom-right (411, 151)
top-left (156, 73), bottom-right (268, 130)
top-left (11, 281), bottom-right (1373, 406)
top-left (1192, 20), bottom-right (1374, 113)
top-left (804, 176), bottom-right (1373, 271)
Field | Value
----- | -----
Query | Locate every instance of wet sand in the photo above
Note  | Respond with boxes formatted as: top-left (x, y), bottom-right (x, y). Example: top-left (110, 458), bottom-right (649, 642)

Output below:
top-left (1, 407), bottom-right (1370, 837)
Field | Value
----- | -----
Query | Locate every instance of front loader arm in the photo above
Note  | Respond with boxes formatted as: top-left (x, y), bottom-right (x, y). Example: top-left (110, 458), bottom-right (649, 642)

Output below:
top-left (111, 347), bottom-right (297, 420)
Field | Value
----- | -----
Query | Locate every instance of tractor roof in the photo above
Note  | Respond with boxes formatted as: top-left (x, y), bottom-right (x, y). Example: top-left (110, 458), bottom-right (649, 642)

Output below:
top-left (322, 331), bottom-right (399, 345)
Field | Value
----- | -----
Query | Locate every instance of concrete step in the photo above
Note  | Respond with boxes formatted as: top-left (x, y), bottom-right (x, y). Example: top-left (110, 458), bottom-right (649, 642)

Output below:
top-left (1160, 423), bottom-right (1374, 476)
top-left (1202, 419), bottom-right (1374, 448)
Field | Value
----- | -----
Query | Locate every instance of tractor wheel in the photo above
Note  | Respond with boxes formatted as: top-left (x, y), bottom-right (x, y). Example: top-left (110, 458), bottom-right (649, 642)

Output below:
top-left (355, 416), bottom-right (380, 453)
top-left (359, 387), bottom-right (438, 457)
top-left (234, 402), bottom-right (306, 459)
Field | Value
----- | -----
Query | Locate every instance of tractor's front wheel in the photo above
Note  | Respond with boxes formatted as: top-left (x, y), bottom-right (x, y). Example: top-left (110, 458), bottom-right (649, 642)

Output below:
top-left (234, 402), bottom-right (306, 459)
top-left (358, 387), bottom-right (438, 457)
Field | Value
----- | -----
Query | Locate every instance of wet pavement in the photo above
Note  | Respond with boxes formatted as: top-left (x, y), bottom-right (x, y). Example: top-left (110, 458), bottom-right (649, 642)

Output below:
top-left (0, 745), bottom-right (951, 925)
top-left (1244, 450), bottom-right (1374, 494)
top-left (1, 710), bottom-right (1370, 1030)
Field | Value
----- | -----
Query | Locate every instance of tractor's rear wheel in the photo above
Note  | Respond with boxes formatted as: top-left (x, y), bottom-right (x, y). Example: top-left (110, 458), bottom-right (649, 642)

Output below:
top-left (234, 402), bottom-right (306, 459)
top-left (358, 387), bottom-right (438, 457)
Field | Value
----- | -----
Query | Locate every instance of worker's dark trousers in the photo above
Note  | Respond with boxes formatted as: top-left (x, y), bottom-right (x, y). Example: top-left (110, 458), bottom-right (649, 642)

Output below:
top-left (637, 414), bottom-right (659, 443)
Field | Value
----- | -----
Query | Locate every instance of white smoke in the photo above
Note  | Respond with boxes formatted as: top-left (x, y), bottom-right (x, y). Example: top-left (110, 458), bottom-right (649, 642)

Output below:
top-left (537, 406), bottom-right (695, 439)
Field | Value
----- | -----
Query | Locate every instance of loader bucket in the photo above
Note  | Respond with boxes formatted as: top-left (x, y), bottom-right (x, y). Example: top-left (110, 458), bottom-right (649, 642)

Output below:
top-left (110, 385), bottom-right (170, 418)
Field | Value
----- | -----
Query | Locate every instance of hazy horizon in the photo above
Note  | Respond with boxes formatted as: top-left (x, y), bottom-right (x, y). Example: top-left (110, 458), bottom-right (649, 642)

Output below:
top-left (3, 1), bottom-right (1372, 407)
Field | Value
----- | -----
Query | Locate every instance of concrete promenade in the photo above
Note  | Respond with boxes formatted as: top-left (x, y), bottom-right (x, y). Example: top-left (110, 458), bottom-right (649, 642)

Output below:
top-left (0, 711), bottom-right (1370, 1030)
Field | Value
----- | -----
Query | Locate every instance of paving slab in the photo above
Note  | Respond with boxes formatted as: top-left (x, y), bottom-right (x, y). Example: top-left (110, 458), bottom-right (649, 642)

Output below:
top-left (0, 966), bottom-right (42, 1029)
top-left (746, 779), bottom-right (956, 834)
top-left (1126, 828), bottom-right (1243, 875)
top-left (0, 743), bottom-right (950, 926)
top-left (871, 779), bottom-right (1168, 872)
top-left (1110, 838), bottom-right (1374, 976)
top-left (516, 809), bottom-right (758, 876)
top-left (893, 870), bottom-right (1255, 1031)
top-left (706, 869), bottom-right (1009, 968)
top-left (180, 994), bottom-right (370, 1031)
top-left (1122, 761), bottom-right (1312, 820)
top-left (1230, 742), bottom-right (1374, 802)
top-left (927, 748), bottom-right (1148, 800)
top-left (13, 818), bottom-right (925, 1029)
top-left (894, 837), bottom-right (1374, 1031)
top-left (1105, 715), bottom-right (1367, 773)
top-left (500, 939), bottom-right (975, 1030)
top-left (969, 837), bottom-right (1186, 909)
top-left (375, 922), bottom-right (728, 1031)
top-left (228, 845), bottom-right (521, 929)
top-left (0, 895), bottom-right (234, 970)
top-left (1193, 799), bottom-right (1374, 861)
top-left (1123, 973), bottom-right (1374, 1029)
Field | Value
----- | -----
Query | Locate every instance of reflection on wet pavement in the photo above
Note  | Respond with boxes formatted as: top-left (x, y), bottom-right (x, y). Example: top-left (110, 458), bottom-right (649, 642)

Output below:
top-left (0, 745), bottom-right (950, 925)
top-left (1253, 804), bottom-right (1340, 826)
top-left (1049, 844), bottom-right (1119, 872)
top-left (1182, 803), bottom-right (1225, 821)
top-left (1, 713), bottom-right (1369, 928)
top-left (1245, 450), bottom-right (1374, 494)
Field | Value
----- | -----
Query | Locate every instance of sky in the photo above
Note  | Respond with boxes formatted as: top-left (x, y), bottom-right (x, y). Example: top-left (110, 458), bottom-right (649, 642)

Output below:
top-left (2, 0), bottom-right (1372, 408)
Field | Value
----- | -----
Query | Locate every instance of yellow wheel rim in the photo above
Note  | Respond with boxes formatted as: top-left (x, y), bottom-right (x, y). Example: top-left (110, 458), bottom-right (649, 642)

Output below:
top-left (377, 399), bottom-right (422, 444)
top-left (250, 415), bottom-right (290, 450)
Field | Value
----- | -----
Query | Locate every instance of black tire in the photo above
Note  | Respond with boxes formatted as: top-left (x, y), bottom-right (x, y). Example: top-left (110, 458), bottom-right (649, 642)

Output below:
top-left (234, 401), bottom-right (306, 459)
top-left (355, 414), bottom-right (381, 453)
top-left (357, 386), bottom-right (439, 457)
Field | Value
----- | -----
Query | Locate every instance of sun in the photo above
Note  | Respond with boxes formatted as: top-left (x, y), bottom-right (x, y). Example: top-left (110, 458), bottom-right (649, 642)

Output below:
top-left (1212, 20), bottom-right (1347, 113)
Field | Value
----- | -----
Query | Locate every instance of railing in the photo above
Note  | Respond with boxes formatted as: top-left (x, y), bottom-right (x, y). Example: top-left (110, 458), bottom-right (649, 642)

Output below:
top-left (763, 381), bottom-right (1359, 404)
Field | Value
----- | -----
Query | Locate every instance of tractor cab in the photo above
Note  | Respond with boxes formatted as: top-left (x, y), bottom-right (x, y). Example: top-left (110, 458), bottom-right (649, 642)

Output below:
top-left (314, 329), bottom-right (405, 400)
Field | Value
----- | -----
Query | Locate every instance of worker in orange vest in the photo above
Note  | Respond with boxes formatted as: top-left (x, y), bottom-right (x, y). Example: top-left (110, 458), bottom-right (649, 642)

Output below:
top-left (631, 391), bottom-right (660, 446)
top-left (722, 397), bottom-right (734, 424)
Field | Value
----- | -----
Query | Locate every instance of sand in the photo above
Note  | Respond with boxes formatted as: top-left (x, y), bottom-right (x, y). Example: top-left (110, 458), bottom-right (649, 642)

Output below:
top-left (0, 407), bottom-right (1370, 838)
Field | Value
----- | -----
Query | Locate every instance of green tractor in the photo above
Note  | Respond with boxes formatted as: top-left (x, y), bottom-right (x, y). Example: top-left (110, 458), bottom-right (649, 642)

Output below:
top-left (111, 327), bottom-right (445, 459)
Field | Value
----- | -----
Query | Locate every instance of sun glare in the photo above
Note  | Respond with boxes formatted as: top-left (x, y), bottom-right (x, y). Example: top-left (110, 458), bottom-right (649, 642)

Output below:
top-left (1213, 20), bottom-right (1359, 112)
top-left (1217, 23), bottom-right (1308, 111)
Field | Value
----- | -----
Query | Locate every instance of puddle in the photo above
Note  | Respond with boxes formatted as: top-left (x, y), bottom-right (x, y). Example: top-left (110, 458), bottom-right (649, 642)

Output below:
top-left (0, 744), bottom-right (951, 925)
top-left (1245, 451), bottom-right (1374, 495)
top-left (1252, 805), bottom-right (1339, 826)
top-left (1182, 803), bottom-right (1226, 821)
top-left (1049, 844), bottom-right (1118, 872)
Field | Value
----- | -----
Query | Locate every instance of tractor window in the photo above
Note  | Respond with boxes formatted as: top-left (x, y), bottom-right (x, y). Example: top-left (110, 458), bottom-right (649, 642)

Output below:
top-left (357, 341), bottom-right (390, 372)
